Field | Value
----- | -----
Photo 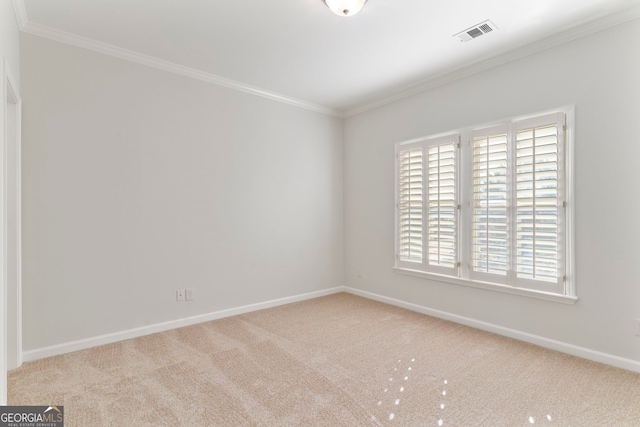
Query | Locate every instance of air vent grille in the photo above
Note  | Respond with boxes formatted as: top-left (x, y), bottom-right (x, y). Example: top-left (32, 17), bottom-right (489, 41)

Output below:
top-left (455, 20), bottom-right (498, 43)
top-left (478, 23), bottom-right (493, 34)
top-left (467, 28), bottom-right (483, 39)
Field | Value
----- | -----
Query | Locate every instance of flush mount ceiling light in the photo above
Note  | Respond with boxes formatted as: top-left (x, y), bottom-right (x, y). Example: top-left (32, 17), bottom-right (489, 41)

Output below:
top-left (323, 0), bottom-right (368, 17)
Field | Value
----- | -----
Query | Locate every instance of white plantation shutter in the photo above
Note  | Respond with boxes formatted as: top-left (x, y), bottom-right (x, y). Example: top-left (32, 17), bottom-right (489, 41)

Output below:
top-left (396, 135), bottom-right (459, 274)
top-left (514, 113), bottom-right (565, 292)
top-left (398, 146), bottom-right (424, 265)
top-left (470, 115), bottom-right (565, 292)
top-left (427, 140), bottom-right (458, 273)
top-left (472, 126), bottom-right (509, 282)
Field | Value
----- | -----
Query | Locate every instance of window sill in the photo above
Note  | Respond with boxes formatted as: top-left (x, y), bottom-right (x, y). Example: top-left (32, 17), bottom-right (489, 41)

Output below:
top-left (393, 267), bottom-right (578, 305)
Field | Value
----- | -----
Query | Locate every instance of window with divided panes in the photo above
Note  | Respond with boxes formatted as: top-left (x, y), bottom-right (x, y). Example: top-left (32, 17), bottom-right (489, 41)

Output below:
top-left (397, 135), bottom-right (458, 276)
top-left (395, 110), bottom-right (571, 297)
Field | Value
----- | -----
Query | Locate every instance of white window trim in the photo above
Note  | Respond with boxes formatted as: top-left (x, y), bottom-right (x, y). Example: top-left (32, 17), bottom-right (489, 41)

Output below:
top-left (392, 266), bottom-right (578, 304)
top-left (394, 106), bottom-right (577, 304)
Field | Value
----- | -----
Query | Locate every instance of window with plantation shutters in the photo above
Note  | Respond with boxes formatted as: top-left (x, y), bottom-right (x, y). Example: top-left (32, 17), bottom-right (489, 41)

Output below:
top-left (398, 147), bottom-right (424, 264)
top-left (513, 114), bottom-right (565, 292)
top-left (472, 127), bottom-right (509, 281)
top-left (396, 135), bottom-right (459, 275)
top-left (427, 142), bottom-right (457, 273)
top-left (469, 115), bottom-right (565, 293)
top-left (395, 108), bottom-right (574, 301)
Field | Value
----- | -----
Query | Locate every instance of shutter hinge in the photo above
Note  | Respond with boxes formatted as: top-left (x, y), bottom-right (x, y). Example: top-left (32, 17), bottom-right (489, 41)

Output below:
top-left (457, 142), bottom-right (461, 149)
top-left (562, 275), bottom-right (567, 283)
top-left (457, 204), bottom-right (461, 210)
top-left (562, 124), bottom-right (567, 132)
top-left (562, 201), bottom-right (567, 208)
top-left (456, 262), bottom-right (461, 268)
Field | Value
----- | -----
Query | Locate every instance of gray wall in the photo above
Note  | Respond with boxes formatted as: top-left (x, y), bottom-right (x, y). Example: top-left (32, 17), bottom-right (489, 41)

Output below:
top-left (1, 0), bottom-right (21, 404)
top-left (344, 19), bottom-right (640, 362)
top-left (21, 34), bottom-right (344, 351)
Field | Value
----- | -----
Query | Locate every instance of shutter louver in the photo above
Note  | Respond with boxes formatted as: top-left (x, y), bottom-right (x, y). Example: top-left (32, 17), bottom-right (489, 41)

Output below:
top-left (428, 143), bottom-right (456, 268)
top-left (399, 148), bottom-right (424, 264)
top-left (515, 124), bottom-right (559, 282)
top-left (473, 132), bottom-right (508, 275)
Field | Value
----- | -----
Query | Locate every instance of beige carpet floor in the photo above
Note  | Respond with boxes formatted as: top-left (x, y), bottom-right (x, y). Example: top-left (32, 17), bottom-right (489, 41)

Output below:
top-left (9, 293), bottom-right (640, 426)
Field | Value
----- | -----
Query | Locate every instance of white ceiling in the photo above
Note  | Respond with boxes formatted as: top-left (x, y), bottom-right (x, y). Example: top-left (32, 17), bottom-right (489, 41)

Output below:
top-left (17, 0), bottom-right (640, 115)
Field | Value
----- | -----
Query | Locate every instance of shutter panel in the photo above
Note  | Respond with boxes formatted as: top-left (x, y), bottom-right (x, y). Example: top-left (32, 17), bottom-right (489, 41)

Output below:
top-left (472, 129), bottom-right (508, 277)
top-left (427, 142), bottom-right (457, 269)
top-left (515, 122), bottom-right (560, 282)
top-left (398, 147), bottom-right (424, 264)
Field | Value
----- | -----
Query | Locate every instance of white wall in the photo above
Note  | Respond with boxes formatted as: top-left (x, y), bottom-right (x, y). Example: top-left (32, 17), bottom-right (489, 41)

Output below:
top-left (0, 2), bottom-right (20, 86)
top-left (1, 0), bottom-right (21, 405)
top-left (345, 19), bottom-right (640, 362)
top-left (20, 34), bottom-right (343, 352)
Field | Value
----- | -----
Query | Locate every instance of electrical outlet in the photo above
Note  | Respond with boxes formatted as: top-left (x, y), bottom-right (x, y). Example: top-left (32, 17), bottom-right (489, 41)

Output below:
top-left (176, 289), bottom-right (185, 302)
top-left (185, 288), bottom-right (194, 301)
top-left (635, 318), bottom-right (640, 337)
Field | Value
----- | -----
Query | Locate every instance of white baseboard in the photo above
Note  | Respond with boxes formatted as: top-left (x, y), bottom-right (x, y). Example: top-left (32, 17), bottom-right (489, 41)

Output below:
top-left (21, 286), bottom-right (346, 364)
top-left (345, 287), bottom-right (640, 374)
top-left (22, 285), bottom-right (640, 374)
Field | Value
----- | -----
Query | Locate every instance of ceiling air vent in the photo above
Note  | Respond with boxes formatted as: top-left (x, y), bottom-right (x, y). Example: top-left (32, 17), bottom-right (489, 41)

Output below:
top-left (454, 20), bottom-right (498, 43)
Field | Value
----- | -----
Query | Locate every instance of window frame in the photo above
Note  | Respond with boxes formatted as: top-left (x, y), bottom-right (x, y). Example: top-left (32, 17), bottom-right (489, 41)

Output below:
top-left (394, 107), bottom-right (577, 304)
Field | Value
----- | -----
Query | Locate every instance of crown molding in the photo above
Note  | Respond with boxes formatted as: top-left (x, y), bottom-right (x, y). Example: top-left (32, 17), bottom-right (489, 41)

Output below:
top-left (15, 4), bottom-right (640, 120)
top-left (20, 22), bottom-right (344, 118)
top-left (11, 0), bottom-right (27, 30)
top-left (345, 6), bottom-right (640, 117)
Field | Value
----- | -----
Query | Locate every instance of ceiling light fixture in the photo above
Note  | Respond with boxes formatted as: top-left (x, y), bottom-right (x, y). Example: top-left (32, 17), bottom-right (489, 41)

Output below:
top-left (323, 0), bottom-right (367, 17)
